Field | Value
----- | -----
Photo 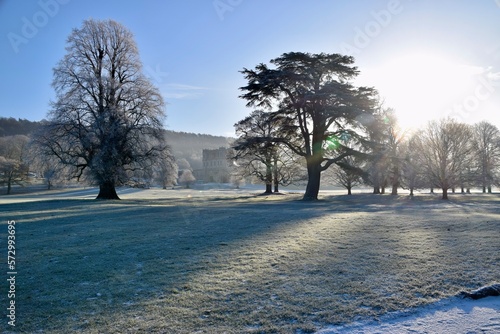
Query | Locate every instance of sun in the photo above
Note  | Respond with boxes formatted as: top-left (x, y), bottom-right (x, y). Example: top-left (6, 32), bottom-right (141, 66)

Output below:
top-left (358, 51), bottom-right (484, 130)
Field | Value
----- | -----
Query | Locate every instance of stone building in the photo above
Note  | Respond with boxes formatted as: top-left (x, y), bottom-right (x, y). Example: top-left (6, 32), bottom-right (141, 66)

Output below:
top-left (195, 147), bottom-right (231, 183)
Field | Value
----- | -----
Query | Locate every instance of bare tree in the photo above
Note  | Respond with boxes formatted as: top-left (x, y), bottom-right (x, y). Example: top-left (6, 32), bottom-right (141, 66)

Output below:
top-left (32, 19), bottom-right (168, 199)
top-left (400, 134), bottom-right (426, 196)
top-left (27, 146), bottom-right (67, 190)
top-left (418, 119), bottom-right (473, 200)
top-left (383, 110), bottom-right (406, 195)
top-left (271, 145), bottom-right (306, 192)
top-left (179, 170), bottom-right (196, 189)
top-left (0, 135), bottom-right (30, 194)
top-left (361, 105), bottom-right (389, 194)
top-left (176, 158), bottom-right (192, 172)
top-left (471, 121), bottom-right (500, 193)
top-left (362, 106), bottom-right (405, 195)
top-left (232, 110), bottom-right (302, 193)
top-left (233, 110), bottom-right (277, 193)
top-left (155, 150), bottom-right (178, 189)
top-left (229, 166), bottom-right (246, 189)
top-left (331, 155), bottom-right (363, 195)
top-left (0, 157), bottom-right (28, 195)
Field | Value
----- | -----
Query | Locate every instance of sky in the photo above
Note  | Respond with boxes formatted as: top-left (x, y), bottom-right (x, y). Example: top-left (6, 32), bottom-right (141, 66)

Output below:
top-left (1, 0), bottom-right (500, 136)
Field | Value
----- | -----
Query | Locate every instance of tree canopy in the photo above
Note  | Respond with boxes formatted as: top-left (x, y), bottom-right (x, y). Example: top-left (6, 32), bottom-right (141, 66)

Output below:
top-left (240, 52), bottom-right (378, 200)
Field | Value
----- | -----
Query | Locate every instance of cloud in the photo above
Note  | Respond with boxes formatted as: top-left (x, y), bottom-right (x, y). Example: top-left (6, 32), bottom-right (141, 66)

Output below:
top-left (162, 83), bottom-right (208, 100)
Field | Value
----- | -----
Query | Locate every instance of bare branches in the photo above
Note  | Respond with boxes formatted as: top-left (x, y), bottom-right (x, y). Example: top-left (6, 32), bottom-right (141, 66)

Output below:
top-left (418, 118), bottom-right (473, 199)
top-left (33, 19), bottom-right (170, 199)
top-left (232, 110), bottom-right (305, 193)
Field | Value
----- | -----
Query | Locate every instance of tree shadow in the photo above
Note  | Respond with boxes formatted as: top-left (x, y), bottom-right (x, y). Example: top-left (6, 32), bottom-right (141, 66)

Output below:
top-left (1, 192), bottom-right (498, 332)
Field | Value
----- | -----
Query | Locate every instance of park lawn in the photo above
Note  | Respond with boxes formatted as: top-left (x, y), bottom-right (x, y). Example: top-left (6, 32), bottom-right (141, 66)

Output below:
top-left (0, 189), bottom-right (499, 333)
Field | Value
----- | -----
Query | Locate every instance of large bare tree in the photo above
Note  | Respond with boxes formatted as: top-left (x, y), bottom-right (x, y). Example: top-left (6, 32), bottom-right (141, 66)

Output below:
top-left (471, 121), bottom-right (500, 193)
top-left (418, 119), bottom-right (473, 200)
top-left (34, 19), bottom-right (168, 199)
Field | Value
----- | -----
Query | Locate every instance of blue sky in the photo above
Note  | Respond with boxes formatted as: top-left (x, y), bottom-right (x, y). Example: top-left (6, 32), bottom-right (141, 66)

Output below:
top-left (1, 0), bottom-right (500, 136)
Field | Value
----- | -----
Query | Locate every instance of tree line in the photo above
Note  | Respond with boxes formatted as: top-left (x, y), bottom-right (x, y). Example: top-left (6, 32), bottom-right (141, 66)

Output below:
top-left (0, 132), bottom-right (179, 195)
top-left (0, 118), bottom-right (43, 137)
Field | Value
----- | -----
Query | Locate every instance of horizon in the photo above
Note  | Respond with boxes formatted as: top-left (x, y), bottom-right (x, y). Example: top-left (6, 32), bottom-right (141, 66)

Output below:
top-left (1, 1), bottom-right (499, 136)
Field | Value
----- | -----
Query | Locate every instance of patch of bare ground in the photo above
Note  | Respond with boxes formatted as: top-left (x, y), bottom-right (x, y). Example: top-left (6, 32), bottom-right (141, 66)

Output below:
top-left (0, 190), bottom-right (498, 333)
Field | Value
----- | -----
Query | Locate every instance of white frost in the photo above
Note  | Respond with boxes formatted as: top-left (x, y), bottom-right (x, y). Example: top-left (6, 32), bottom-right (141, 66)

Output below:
top-left (317, 296), bottom-right (500, 334)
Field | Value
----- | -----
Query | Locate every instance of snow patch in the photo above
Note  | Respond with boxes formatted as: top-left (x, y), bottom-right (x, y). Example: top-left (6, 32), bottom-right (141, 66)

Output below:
top-left (316, 296), bottom-right (500, 334)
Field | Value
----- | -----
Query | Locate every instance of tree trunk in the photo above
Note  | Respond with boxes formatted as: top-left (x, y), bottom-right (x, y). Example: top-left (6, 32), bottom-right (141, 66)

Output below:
top-left (483, 186), bottom-right (486, 193)
top-left (7, 180), bottom-right (12, 195)
top-left (273, 157), bottom-right (279, 193)
top-left (347, 186), bottom-right (352, 195)
top-left (488, 186), bottom-right (492, 193)
top-left (96, 181), bottom-right (120, 200)
top-left (264, 157), bottom-right (273, 194)
top-left (391, 166), bottom-right (399, 195)
top-left (442, 187), bottom-right (448, 200)
top-left (409, 187), bottom-right (414, 196)
top-left (381, 187), bottom-right (386, 194)
top-left (391, 184), bottom-right (398, 195)
top-left (430, 187), bottom-right (434, 193)
top-left (303, 159), bottom-right (321, 200)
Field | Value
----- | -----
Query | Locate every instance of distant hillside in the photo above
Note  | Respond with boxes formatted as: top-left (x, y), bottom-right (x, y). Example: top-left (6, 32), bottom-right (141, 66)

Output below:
top-left (0, 117), bottom-right (233, 168)
top-left (0, 117), bottom-right (45, 136)
top-left (165, 130), bottom-right (233, 169)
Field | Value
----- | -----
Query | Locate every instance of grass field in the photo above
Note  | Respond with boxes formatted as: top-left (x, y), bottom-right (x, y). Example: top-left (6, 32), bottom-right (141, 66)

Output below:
top-left (0, 188), bottom-right (499, 333)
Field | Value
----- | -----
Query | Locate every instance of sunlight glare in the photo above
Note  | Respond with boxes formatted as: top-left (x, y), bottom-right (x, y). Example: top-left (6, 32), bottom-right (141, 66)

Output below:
top-left (359, 52), bottom-right (485, 130)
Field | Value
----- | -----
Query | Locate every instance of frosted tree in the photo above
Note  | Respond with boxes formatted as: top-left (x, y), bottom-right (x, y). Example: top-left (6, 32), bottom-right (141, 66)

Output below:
top-left (155, 150), bottom-right (178, 189)
top-left (471, 121), bottom-right (500, 193)
top-left (379, 108), bottom-right (405, 195)
top-left (400, 134), bottom-right (426, 196)
top-left (179, 170), bottom-right (196, 188)
top-left (33, 19), bottom-right (169, 199)
top-left (331, 155), bottom-right (363, 195)
top-left (0, 135), bottom-right (30, 194)
top-left (418, 119), bottom-right (473, 200)
top-left (27, 145), bottom-right (67, 190)
top-left (232, 110), bottom-right (304, 193)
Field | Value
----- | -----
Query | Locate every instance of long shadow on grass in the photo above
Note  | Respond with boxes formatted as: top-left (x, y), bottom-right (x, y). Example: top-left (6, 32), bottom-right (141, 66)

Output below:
top-left (1, 195), bottom-right (338, 332)
top-left (1, 193), bottom-right (498, 333)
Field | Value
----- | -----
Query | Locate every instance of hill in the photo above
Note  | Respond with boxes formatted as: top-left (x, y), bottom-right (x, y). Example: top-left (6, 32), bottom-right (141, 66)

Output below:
top-left (0, 117), bottom-right (233, 168)
top-left (0, 117), bottom-right (45, 137)
top-left (164, 130), bottom-right (233, 169)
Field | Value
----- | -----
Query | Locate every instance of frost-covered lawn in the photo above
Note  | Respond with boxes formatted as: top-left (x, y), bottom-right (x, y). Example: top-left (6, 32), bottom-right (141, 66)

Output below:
top-left (0, 188), bottom-right (499, 333)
